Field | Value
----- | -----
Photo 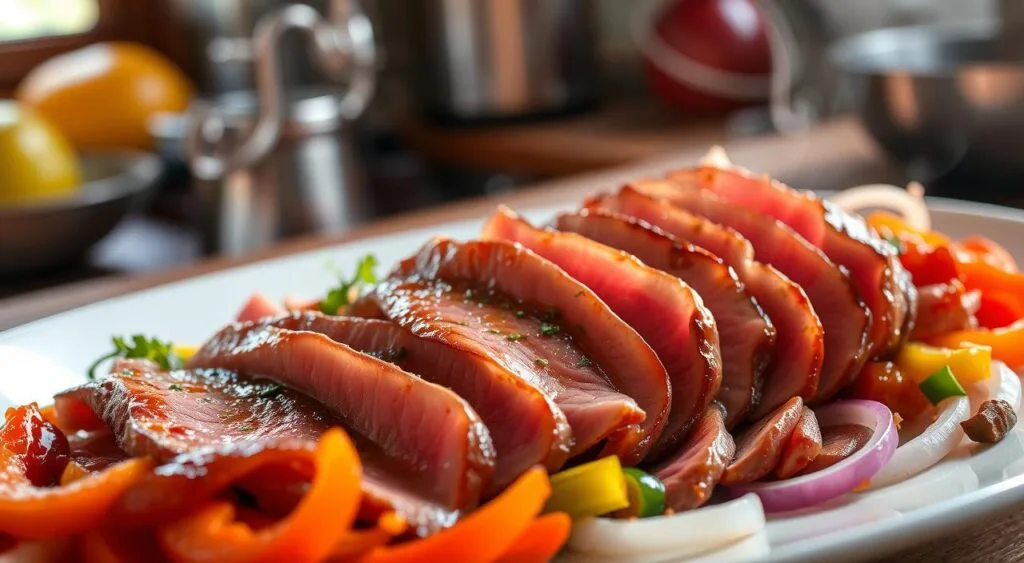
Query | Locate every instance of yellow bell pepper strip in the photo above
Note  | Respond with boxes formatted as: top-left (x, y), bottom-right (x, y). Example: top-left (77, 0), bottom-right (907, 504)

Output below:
top-left (158, 428), bottom-right (362, 563)
top-left (927, 320), bottom-right (1024, 371)
top-left (544, 456), bottom-right (629, 520)
top-left (359, 467), bottom-right (552, 563)
top-left (895, 342), bottom-right (992, 385)
top-left (172, 344), bottom-right (198, 362)
top-left (496, 512), bottom-right (572, 563)
top-left (918, 366), bottom-right (968, 406)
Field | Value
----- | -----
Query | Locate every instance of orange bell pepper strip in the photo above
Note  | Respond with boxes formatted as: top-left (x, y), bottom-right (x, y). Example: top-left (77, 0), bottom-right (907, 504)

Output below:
top-left (330, 512), bottom-right (407, 562)
top-left (927, 320), bottom-right (1024, 370)
top-left (359, 468), bottom-right (552, 563)
top-left (957, 235), bottom-right (1018, 272)
top-left (82, 528), bottom-right (168, 563)
top-left (158, 428), bottom-right (361, 563)
top-left (976, 290), bottom-right (1024, 329)
top-left (0, 450), bottom-right (153, 539)
top-left (496, 512), bottom-right (571, 563)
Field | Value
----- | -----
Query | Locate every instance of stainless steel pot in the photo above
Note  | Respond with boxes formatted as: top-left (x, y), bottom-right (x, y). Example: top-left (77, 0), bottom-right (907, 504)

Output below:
top-left (831, 21), bottom-right (1024, 184)
top-left (185, 0), bottom-right (377, 256)
top-left (409, 0), bottom-right (598, 121)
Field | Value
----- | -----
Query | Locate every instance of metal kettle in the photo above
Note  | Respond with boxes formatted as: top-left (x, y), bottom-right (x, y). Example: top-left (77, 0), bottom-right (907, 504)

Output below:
top-left (184, 0), bottom-right (376, 256)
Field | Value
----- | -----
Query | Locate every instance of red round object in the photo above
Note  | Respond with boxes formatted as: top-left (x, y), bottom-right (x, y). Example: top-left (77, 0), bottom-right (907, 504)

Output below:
top-left (642, 0), bottom-right (773, 114)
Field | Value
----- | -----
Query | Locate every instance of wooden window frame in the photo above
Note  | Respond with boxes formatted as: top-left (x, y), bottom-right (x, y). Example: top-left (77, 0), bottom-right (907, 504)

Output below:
top-left (0, 0), bottom-right (187, 93)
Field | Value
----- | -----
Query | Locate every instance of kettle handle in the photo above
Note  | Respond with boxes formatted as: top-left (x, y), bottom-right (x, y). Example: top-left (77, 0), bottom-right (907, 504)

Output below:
top-left (186, 0), bottom-right (376, 180)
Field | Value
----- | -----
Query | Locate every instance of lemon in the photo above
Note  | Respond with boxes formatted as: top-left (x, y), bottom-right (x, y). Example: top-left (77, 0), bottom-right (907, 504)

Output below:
top-left (0, 100), bottom-right (82, 207)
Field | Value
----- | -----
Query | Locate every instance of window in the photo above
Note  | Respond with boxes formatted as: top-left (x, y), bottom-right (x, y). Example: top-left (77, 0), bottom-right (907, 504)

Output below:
top-left (0, 0), bottom-right (100, 42)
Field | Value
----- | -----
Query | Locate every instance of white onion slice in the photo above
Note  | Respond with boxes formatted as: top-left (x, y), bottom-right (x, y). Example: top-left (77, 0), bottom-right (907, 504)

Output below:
top-left (700, 145), bottom-right (733, 168)
top-left (867, 395), bottom-right (971, 489)
top-left (829, 182), bottom-right (931, 231)
top-left (727, 400), bottom-right (897, 513)
top-left (968, 361), bottom-right (1022, 418)
top-left (565, 494), bottom-right (764, 560)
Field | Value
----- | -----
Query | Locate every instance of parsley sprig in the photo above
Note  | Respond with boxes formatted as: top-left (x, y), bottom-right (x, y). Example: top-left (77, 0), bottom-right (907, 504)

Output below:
top-left (320, 254), bottom-right (379, 315)
top-left (87, 335), bottom-right (184, 380)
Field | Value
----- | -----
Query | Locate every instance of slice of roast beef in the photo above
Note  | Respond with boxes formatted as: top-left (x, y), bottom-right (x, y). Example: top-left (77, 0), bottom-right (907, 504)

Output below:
top-left (189, 324), bottom-right (495, 510)
top-left (651, 402), bottom-right (735, 511)
top-left (720, 396), bottom-right (803, 485)
top-left (371, 237), bottom-right (670, 465)
top-left (668, 165), bottom-right (916, 359)
top-left (481, 207), bottom-right (715, 461)
top-left (774, 407), bottom-right (822, 479)
top-left (587, 186), bottom-right (823, 419)
top-left (56, 354), bottom-right (485, 536)
top-left (910, 281), bottom-right (979, 340)
top-left (257, 311), bottom-right (572, 492)
top-left (553, 208), bottom-right (774, 429)
top-left (631, 179), bottom-right (870, 404)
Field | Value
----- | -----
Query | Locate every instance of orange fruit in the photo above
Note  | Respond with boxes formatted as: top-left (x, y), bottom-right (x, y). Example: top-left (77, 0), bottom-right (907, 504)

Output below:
top-left (16, 41), bottom-right (194, 150)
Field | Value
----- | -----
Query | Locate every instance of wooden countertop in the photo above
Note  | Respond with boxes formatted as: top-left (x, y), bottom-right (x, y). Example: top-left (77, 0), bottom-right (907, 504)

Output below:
top-left (0, 119), bottom-right (1016, 561)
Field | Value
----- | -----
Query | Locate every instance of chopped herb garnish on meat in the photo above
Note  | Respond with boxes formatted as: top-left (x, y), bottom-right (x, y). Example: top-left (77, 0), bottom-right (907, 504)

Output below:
top-left (258, 384), bottom-right (282, 398)
top-left (540, 322), bottom-right (561, 337)
top-left (169, 383), bottom-right (183, 391)
top-left (534, 358), bottom-right (549, 368)
top-left (541, 307), bottom-right (560, 321)
top-left (515, 310), bottom-right (526, 318)
top-left (484, 328), bottom-right (502, 334)
top-left (320, 254), bottom-right (379, 315)
top-left (200, 397), bottom-right (213, 404)
top-left (505, 333), bottom-right (526, 342)
top-left (87, 335), bottom-right (184, 380)
top-left (577, 356), bottom-right (593, 368)
top-left (239, 422), bottom-right (257, 432)
top-left (885, 236), bottom-right (904, 255)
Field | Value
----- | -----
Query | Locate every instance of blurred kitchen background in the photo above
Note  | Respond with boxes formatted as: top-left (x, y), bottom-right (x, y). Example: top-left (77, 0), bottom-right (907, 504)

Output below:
top-left (0, 0), bottom-right (1019, 298)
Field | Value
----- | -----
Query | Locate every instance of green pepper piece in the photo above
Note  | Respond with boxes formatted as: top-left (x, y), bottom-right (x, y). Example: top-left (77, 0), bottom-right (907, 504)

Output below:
top-left (919, 365), bottom-right (967, 406)
top-left (616, 467), bottom-right (667, 518)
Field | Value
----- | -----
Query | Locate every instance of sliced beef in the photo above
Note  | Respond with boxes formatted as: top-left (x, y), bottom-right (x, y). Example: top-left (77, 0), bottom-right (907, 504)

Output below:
top-left (481, 208), bottom-right (713, 460)
top-left (588, 186), bottom-right (823, 419)
top-left (668, 165), bottom-right (916, 358)
top-left (801, 423), bottom-right (874, 474)
top-left (258, 312), bottom-right (572, 491)
top-left (369, 237), bottom-right (670, 465)
top-left (652, 403), bottom-right (735, 511)
top-left (189, 324), bottom-right (495, 510)
top-left (554, 208), bottom-right (774, 428)
top-left (631, 179), bottom-right (870, 404)
top-left (774, 407), bottom-right (822, 479)
top-left (55, 358), bottom-right (477, 535)
top-left (720, 397), bottom-right (803, 485)
top-left (911, 281), bottom-right (979, 340)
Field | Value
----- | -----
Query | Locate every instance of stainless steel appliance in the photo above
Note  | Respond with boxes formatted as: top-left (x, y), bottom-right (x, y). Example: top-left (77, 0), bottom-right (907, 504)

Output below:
top-left (409, 0), bottom-right (599, 121)
top-left (185, 1), bottom-right (377, 256)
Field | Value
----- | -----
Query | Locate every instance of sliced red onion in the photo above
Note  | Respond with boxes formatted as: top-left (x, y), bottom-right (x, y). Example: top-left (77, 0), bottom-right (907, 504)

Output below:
top-left (726, 400), bottom-right (897, 513)
top-left (867, 395), bottom-right (971, 490)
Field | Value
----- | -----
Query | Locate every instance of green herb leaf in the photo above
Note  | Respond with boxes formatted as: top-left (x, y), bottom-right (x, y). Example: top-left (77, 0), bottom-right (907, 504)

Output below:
top-left (534, 358), bottom-right (549, 368)
top-left (87, 335), bottom-right (183, 380)
top-left (169, 383), bottom-right (183, 391)
top-left (540, 322), bottom-right (561, 337)
top-left (320, 254), bottom-right (379, 315)
top-left (576, 356), bottom-right (593, 368)
top-left (515, 310), bottom-right (526, 318)
top-left (484, 328), bottom-right (501, 334)
top-left (505, 333), bottom-right (525, 342)
top-left (258, 384), bottom-right (282, 398)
